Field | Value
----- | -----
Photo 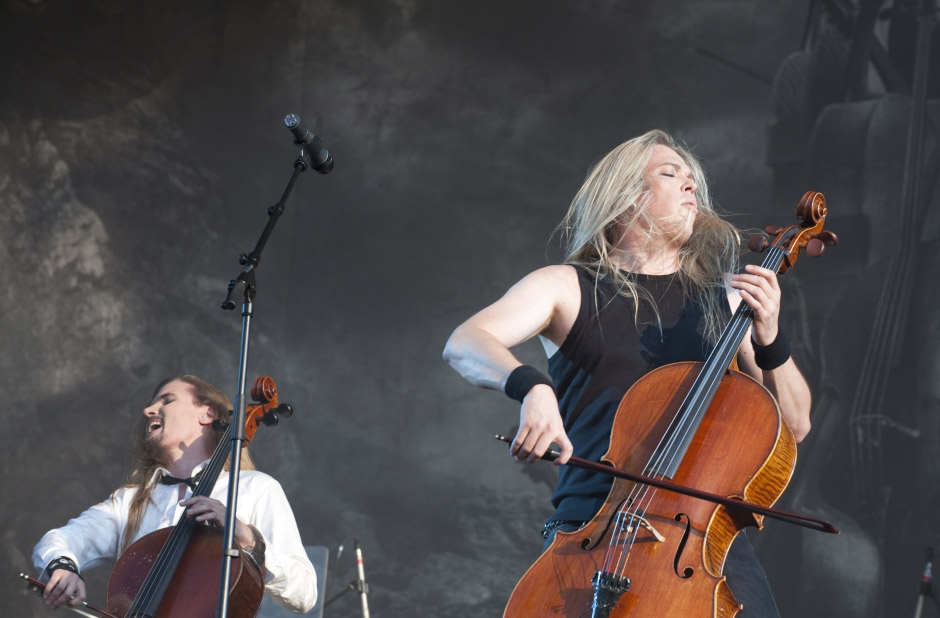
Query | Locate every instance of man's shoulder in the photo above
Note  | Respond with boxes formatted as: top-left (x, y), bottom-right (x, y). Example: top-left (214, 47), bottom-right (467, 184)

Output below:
top-left (238, 469), bottom-right (279, 485)
top-left (518, 264), bottom-right (580, 295)
top-left (212, 469), bottom-right (286, 501)
top-left (531, 263), bottom-right (578, 279)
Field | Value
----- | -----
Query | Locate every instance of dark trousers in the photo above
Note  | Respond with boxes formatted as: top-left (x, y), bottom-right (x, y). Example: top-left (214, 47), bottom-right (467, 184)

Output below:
top-left (542, 524), bottom-right (780, 618)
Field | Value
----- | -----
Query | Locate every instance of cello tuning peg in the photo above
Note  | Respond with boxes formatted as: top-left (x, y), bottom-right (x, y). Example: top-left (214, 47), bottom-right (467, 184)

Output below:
top-left (748, 233), bottom-right (768, 253)
top-left (806, 238), bottom-right (825, 257)
top-left (818, 230), bottom-right (838, 246)
top-left (764, 225), bottom-right (784, 236)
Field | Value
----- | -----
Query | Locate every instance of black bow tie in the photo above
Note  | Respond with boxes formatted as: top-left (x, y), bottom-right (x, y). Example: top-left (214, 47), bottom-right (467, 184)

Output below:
top-left (159, 469), bottom-right (205, 490)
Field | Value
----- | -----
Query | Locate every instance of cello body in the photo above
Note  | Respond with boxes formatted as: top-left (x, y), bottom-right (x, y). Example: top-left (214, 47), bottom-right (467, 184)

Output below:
top-left (107, 526), bottom-right (264, 618)
top-left (505, 362), bottom-right (796, 617)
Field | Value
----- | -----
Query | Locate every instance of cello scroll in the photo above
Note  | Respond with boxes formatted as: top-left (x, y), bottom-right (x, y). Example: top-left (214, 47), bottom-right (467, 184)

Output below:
top-left (747, 191), bottom-right (839, 272)
top-left (215, 375), bottom-right (294, 443)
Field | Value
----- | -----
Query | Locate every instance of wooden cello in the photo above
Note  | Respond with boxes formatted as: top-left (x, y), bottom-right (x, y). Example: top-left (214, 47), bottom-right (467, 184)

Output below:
top-left (22, 376), bottom-right (286, 618)
top-left (504, 193), bottom-right (837, 618)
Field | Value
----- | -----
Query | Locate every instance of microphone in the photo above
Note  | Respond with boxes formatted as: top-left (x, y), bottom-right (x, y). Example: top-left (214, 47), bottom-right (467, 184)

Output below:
top-left (354, 538), bottom-right (371, 618)
top-left (284, 113), bottom-right (334, 174)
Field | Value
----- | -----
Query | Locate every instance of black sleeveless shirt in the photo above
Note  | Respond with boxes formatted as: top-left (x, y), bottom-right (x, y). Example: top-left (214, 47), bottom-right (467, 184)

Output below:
top-left (546, 266), bottom-right (727, 523)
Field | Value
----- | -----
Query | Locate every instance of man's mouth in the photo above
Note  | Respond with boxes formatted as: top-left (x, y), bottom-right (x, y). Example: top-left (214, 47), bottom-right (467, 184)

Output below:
top-left (148, 420), bottom-right (163, 434)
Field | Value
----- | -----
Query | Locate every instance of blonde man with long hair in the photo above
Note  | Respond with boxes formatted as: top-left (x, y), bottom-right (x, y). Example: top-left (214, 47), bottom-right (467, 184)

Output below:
top-left (33, 375), bottom-right (317, 614)
top-left (444, 130), bottom-right (811, 617)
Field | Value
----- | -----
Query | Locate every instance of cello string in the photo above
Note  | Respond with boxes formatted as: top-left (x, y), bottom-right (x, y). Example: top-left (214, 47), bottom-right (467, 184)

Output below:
top-left (849, 12), bottom-right (932, 516)
top-left (138, 446), bottom-right (228, 613)
top-left (127, 482), bottom-right (202, 615)
top-left (860, 250), bottom-right (914, 509)
top-left (608, 308), bottom-right (747, 580)
top-left (847, 252), bottom-right (902, 497)
top-left (608, 300), bottom-right (758, 579)
top-left (606, 299), bottom-right (754, 576)
top-left (127, 424), bottom-right (233, 616)
top-left (645, 298), bottom-right (755, 480)
top-left (130, 462), bottom-right (215, 615)
top-left (601, 233), bottom-right (792, 582)
top-left (611, 503), bottom-right (647, 578)
top-left (650, 244), bottom-right (783, 484)
top-left (604, 292), bottom-right (757, 580)
top-left (607, 243), bottom-right (787, 582)
top-left (600, 295), bottom-right (752, 574)
top-left (624, 236), bottom-right (786, 485)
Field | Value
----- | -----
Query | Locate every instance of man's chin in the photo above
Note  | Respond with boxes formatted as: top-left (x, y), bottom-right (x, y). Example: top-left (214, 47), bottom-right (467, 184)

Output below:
top-left (140, 434), bottom-right (169, 463)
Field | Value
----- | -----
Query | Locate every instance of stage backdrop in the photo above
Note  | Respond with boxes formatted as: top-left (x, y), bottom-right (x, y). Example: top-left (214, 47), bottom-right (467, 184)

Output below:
top-left (2, 2), bottom-right (938, 617)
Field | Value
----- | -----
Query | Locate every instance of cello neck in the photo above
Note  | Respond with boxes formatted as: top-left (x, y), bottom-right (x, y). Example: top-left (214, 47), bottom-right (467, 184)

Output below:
top-left (123, 423), bottom-right (235, 617)
top-left (649, 244), bottom-right (789, 479)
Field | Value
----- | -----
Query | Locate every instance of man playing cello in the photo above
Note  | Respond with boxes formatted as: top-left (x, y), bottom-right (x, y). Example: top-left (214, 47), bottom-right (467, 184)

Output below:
top-left (32, 374), bottom-right (317, 613)
top-left (443, 130), bottom-right (812, 617)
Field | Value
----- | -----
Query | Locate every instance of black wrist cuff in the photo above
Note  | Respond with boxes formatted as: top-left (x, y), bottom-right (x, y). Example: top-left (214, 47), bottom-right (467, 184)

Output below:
top-left (45, 556), bottom-right (83, 580)
top-left (504, 365), bottom-right (554, 403)
top-left (752, 330), bottom-right (791, 371)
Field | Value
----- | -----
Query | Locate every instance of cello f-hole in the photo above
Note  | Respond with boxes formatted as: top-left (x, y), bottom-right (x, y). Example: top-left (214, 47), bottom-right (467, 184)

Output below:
top-left (673, 513), bottom-right (694, 579)
top-left (582, 498), bottom-right (632, 551)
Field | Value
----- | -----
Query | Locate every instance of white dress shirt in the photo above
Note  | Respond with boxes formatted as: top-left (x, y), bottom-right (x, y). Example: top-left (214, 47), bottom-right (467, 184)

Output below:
top-left (32, 462), bottom-right (317, 613)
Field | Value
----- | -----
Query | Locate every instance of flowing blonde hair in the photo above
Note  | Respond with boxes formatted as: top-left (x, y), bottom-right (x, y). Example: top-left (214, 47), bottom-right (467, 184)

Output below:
top-left (558, 129), bottom-right (742, 341)
top-left (119, 375), bottom-right (255, 553)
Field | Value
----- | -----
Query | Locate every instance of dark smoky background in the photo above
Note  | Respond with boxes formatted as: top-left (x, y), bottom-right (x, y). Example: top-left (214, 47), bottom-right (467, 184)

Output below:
top-left (2, 1), bottom-right (938, 617)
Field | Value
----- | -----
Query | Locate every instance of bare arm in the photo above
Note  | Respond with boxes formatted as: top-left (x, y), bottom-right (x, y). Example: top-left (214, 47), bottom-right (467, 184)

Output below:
top-left (443, 265), bottom-right (580, 462)
top-left (730, 264), bottom-right (812, 442)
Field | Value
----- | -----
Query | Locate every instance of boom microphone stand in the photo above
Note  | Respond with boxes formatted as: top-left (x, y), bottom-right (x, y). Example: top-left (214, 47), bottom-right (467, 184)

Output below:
top-left (914, 547), bottom-right (938, 618)
top-left (323, 539), bottom-right (371, 618)
top-left (215, 114), bottom-right (333, 618)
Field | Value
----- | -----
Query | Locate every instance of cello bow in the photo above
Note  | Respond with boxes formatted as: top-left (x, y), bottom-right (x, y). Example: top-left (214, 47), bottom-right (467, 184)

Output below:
top-left (19, 573), bottom-right (119, 618)
top-left (494, 435), bottom-right (839, 534)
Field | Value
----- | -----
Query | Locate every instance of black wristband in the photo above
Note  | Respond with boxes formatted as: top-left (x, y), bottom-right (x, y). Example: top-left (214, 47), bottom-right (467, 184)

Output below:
top-left (504, 365), bottom-right (554, 403)
top-left (752, 330), bottom-right (791, 371)
top-left (45, 556), bottom-right (83, 580)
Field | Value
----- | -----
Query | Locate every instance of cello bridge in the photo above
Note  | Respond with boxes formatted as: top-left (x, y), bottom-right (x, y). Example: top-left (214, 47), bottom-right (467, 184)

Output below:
top-left (618, 512), bottom-right (665, 543)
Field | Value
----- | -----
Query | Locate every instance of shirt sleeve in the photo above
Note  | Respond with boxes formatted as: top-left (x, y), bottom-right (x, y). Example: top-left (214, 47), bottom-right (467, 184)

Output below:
top-left (32, 489), bottom-right (127, 577)
top-left (244, 479), bottom-right (318, 613)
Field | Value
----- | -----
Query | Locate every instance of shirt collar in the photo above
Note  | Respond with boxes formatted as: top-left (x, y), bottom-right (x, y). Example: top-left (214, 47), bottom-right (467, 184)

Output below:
top-left (148, 459), bottom-right (211, 487)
